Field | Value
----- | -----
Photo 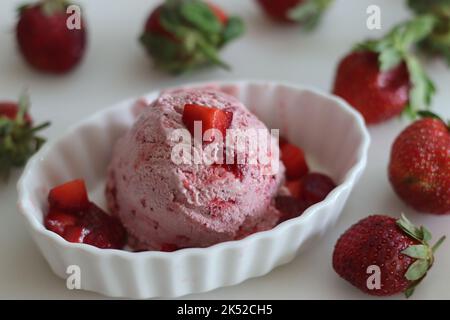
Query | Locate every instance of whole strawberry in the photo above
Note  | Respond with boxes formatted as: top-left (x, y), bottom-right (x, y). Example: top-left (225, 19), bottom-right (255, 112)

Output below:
top-left (0, 94), bottom-right (50, 179)
top-left (389, 112), bottom-right (450, 214)
top-left (333, 15), bottom-right (436, 124)
top-left (408, 0), bottom-right (450, 66)
top-left (16, 0), bottom-right (87, 74)
top-left (333, 214), bottom-right (445, 297)
top-left (140, 0), bottom-right (244, 74)
top-left (256, 0), bottom-right (334, 29)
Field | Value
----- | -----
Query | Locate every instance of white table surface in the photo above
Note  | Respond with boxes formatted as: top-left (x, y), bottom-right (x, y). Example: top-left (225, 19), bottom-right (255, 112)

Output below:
top-left (1, 0), bottom-right (449, 300)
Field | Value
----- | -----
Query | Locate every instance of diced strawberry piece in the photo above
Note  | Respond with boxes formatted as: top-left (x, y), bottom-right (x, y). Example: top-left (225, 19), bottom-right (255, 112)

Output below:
top-left (280, 143), bottom-right (309, 180)
top-left (275, 196), bottom-right (309, 223)
top-left (63, 225), bottom-right (88, 243)
top-left (182, 104), bottom-right (233, 141)
top-left (44, 210), bottom-right (78, 235)
top-left (160, 243), bottom-right (179, 252)
top-left (279, 136), bottom-right (289, 147)
top-left (48, 179), bottom-right (89, 212)
top-left (80, 203), bottom-right (126, 249)
top-left (302, 173), bottom-right (336, 204)
top-left (285, 180), bottom-right (303, 199)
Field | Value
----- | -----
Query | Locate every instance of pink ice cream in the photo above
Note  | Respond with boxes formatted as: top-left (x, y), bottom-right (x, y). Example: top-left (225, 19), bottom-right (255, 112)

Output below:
top-left (106, 88), bottom-right (284, 251)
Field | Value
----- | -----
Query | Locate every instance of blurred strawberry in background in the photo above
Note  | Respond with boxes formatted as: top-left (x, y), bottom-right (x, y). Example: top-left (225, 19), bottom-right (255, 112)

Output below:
top-left (333, 16), bottom-right (436, 124)
top-left (0, 94), bottom-right (50, 179)
top-left (256, 0), bottom-right (334, 29)
top-left (139, 0), bottom-right (244, 74)
top-left (16, 0), bottom-right (87, 74)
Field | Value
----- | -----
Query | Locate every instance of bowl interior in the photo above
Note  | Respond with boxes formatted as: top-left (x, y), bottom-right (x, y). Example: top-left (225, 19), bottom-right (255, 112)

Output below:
top-left (19, 81), bottom-right (367, 229)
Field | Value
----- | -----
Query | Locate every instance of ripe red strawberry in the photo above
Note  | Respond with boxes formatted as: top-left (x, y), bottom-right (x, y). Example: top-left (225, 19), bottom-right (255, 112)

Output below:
top-left (48, 179), bottom-right (89, 211)
top-left (140, 0), bottom-right (244, 74)
top-left (0, 94), bottom-right (50, 179)
top-left (256, 0), bottom-right (333, 28)
top-left (333, 16), bottom-right (436, 124)
top-left (333, 214), bottom-right (445, 297)
top-left (16, 0), bottom-right (87, 74)
top-left (280, 142), bottom-right (309, 180)
top-left (389, 113), bottom-right (450, 214)
top-left (182, 104), bottom-right (233, 141)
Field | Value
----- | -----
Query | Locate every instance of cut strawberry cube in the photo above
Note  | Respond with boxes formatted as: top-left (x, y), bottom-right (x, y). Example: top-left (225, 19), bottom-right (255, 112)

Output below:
top-left (48, 179), bottom-right (89, 212)
top-left (63, 225), bottom-right (88, 243)
top-left (44, 210), bottom-right (78, 236)
top-left (280, 143), bottom-right (309, 180)
top-left (285, 180), bottom-right (303, 199)
top-left (182, 104), bottom-right (233, 141)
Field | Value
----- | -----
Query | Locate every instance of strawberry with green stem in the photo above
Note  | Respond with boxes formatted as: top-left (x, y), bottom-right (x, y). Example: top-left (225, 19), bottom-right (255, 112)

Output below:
top-left (256, 0), bottom-right (334, 30)
top-left (408, 0), bottom-right (450, 66)
top-left (333, 15), bottom-right (437, 124)
top-left (333, 214), bottom-right (445, 297)
top-left (0, 94), bottom-right (50, 179)
top-left (140, 0), bottom-right (244, 74)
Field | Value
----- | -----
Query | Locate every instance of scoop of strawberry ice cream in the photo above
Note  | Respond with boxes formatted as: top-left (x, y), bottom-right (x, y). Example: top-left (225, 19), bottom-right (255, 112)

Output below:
top-left (106, 88), bottom-right (284, 251)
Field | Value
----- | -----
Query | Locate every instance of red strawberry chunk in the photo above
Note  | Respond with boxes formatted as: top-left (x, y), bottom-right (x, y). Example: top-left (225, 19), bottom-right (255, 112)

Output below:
top-left (44, 210), bottom-right (78, 236)
top-left (63, 225), bottom-right (88, 243)
top-left (80, 203), bottom-right (126, 249)
top-left (48, 179), bottom-right (89, 212)
top-left (275, 196), bottom-right (309, 223)
top-left (160, 243), bottom-right (179, 252)
top-left (285, 180), bottom-right (303, 198)
top-left (302, 173), bottom-right (336, 204)
top-left (280, 143), bottom-right (309, 180)
top-left (182, 104), bottom-right (233, 142)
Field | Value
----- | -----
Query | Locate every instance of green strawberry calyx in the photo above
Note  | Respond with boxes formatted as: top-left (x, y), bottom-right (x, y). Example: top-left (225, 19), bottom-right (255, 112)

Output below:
top-left (0, 94), bottom-right (50, 180)
top-left (354, 15), bottom-right (437, 119)
top-left (408, 0), bottom-right (450, 66)
top-left (18, 0), bottom-right (71, 16)
top-left (139, 0), bottom-right (244, 74)
top-left (417, 110), bottom-right (450, 130)
top-left (287, 0), bottom-right (334, 30)
top-left (396, 214), bottom-right (446, 298)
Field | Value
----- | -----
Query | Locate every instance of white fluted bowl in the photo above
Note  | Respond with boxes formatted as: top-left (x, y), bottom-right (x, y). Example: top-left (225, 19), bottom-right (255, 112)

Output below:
top-left (17, 81), bottom-right (370, 298)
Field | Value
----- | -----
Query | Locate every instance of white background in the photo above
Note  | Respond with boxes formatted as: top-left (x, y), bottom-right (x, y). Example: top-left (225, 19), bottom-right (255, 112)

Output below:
top-left (0, 0), bottom-right (449, 299)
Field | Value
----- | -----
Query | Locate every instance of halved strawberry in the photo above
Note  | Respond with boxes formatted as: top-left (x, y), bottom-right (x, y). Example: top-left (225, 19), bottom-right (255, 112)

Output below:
top-left (44, 210), bottom-right (78, 235)
top-left (280, 143), bottom-right (309, 180)
top-left (48, 179), bottom-right (89, 212)
top-left (182, 104), bottom-right (233, 141)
